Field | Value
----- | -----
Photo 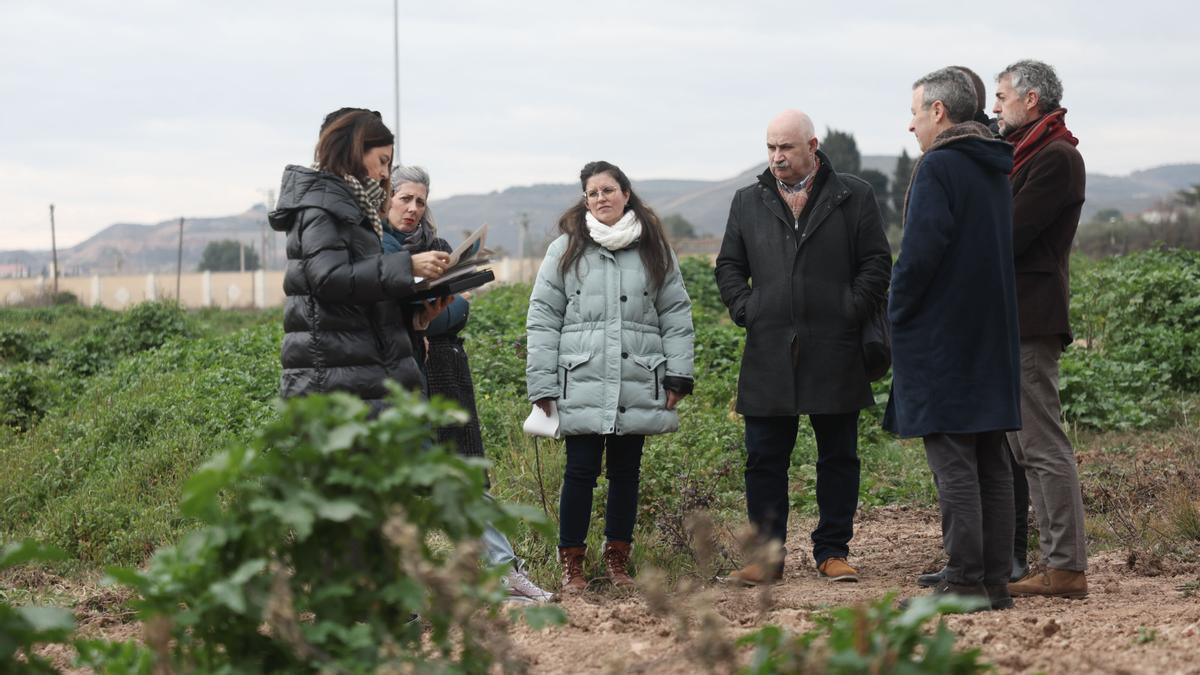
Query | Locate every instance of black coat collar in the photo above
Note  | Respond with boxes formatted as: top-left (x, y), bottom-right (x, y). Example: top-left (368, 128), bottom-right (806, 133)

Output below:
top-left (754, 150), bottom-right (851, 244)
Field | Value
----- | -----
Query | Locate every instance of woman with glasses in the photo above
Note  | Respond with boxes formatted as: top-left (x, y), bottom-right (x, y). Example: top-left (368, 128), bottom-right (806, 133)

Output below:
top-left (526, 160), bottom-right (695, 594)
top-left (269, 110), bottom-right (450, 412)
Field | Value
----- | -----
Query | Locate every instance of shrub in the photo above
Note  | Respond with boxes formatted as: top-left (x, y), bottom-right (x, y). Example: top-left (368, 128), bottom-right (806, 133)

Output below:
top-left (0, 364), bottom-right (73, 431)
top-left (104, 386), bottom-right (555, 673)
top-left (1063, 249), bottom-right (1200, 429)
top-left (738, 593), bottom-right (990, 674)
top-left (0, 327), bottom-right (52, 363)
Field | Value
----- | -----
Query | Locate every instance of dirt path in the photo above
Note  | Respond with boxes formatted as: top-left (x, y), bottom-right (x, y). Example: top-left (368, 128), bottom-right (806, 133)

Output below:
top-left (509, 505), bottom-right (1200, 674)
top-left (15, 504), bottom-right (1199, 673)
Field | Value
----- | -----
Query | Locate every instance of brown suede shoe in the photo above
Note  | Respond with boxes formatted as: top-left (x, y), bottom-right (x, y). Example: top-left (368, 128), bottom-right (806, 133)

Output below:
top-left (721, 561), bottom-right (784, 586)
top-left (817, 557), bottom-right (859, 582)
top-left (1008, 568), bottom-right (1088, 599)
top-left (603, 540), bottom-right (635, 587)
top-left (558, 546), bottom-right (588, 594)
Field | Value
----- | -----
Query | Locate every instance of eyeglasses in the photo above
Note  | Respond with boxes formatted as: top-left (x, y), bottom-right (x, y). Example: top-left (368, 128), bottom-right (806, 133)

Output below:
top-left (584, 186), bottom-right (621, 202)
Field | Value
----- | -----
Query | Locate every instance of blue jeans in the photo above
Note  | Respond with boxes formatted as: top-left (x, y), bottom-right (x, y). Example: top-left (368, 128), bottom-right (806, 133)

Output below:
top-left (483, 523), bottom-right (518, 568)
top-left (481, 494), bottom-right (520, 569)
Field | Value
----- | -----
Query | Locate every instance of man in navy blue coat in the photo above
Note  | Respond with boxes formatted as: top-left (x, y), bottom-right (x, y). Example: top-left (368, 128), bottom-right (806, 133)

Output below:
top-left (884, 67), bottom-right (1022, 611)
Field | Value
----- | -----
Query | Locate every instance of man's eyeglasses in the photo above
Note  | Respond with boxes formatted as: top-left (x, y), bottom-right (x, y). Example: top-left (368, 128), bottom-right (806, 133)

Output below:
top-left (584, 186), bottom-right (620, 201)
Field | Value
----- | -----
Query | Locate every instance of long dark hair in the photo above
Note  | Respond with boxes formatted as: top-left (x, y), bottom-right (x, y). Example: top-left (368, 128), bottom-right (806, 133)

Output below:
top-left (313, 110), bottom-right (393, 180)
top-left (557, 161), bottom-right (673, 290)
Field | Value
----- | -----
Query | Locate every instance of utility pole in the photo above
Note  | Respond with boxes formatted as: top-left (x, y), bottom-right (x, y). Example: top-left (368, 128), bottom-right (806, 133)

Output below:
top-left (239, 240), bottom-right (246, 273)
top-left (267, 189), bottom-right (276, 268)
top-left (48, 204), bottom-right (59, 295)
top-left (176, 217), bottom-right (184, 301)
top-left (518, 212), bottom-right (530, 282)
top-left (393, 0), bottom-right (401, 164)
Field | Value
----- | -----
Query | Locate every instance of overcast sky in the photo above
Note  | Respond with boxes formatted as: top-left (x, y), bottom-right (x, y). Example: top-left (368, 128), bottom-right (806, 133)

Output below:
top-left (2, 0), bottom-right (1197, 250)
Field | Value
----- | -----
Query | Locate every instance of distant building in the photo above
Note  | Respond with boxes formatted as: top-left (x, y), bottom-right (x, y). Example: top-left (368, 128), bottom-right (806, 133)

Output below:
top-left (1139, 207), bottom-right (1181, 225)
top-left (0, 263), bottom-right (29, 278)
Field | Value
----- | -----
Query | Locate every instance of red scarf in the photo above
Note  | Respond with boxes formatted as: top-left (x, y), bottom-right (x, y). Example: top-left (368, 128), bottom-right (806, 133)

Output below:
top-left (1007, 108), bottom-right (1078, 175)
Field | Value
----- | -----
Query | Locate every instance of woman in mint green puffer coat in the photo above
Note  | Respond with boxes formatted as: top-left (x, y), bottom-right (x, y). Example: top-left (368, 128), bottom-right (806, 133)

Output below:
top-left (526, 160), bottom-right (694, 594)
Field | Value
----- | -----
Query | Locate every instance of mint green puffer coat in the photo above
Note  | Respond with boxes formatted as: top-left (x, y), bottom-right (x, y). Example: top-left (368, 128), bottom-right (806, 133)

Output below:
top-left (526, 235), bottom-right (694, 436)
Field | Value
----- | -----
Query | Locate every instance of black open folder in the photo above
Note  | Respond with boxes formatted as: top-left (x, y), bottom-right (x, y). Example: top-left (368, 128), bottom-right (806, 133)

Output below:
top-left (409, 269), bottom-right (495, 302)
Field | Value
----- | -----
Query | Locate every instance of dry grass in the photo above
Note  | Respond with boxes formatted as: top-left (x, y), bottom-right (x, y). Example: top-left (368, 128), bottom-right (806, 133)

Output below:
top-left (1076, 419), bottom-right (1200, 574)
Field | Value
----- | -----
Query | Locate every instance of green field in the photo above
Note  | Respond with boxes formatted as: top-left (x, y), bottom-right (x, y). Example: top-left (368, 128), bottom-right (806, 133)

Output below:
top-left (2, 250), bottom-right (1199, 672)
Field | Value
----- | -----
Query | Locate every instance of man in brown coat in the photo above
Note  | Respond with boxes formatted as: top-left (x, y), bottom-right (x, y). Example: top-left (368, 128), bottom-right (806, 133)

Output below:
top-left (993, 59), bottom-right (1089, 599)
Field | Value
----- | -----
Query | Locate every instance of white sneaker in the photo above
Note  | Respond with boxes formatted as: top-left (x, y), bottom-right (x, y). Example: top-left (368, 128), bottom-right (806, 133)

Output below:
top-left (503, 569), bottom-right (555, 603)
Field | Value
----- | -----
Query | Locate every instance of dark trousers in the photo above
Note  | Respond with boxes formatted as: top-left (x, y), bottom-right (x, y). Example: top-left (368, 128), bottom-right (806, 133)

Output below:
top-left (923, 431), bottom-right (1014, 586)
top-left (1010, 447), bottom-right (1029, 564)
top-left (744, 412), bottom-right (860, 565)
top-left (558, 434), bottom-right (645, 548)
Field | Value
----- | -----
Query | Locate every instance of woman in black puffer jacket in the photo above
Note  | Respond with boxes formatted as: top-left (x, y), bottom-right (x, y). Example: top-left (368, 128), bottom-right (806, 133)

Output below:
top-left (268, 110), bottom-right (450, 412)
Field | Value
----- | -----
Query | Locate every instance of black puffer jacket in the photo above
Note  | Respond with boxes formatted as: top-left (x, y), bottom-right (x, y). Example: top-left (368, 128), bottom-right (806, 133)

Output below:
top-left (268, 165), bottom-right (423, 405)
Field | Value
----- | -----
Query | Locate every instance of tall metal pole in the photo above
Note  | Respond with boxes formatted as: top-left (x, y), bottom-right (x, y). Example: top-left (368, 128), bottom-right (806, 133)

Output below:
top-left (176, 217), bottom-right (184, 302)
top-left (393, 0), bottom-right (401, 164)
top-left (49, 204), bottom-right (59, 295)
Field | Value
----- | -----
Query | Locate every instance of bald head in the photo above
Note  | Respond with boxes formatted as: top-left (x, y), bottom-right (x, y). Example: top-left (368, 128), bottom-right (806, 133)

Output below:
top-left (768, 110), bottom-right (815, 141)
top-left (766, 110), bottom-right (819, 184)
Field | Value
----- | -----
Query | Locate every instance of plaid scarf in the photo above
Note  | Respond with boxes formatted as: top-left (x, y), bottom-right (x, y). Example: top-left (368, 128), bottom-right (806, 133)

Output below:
top-left (777, 158), bottom-right (821, 220)
top-left (341, 174), bottom-right (386, 240)
top-left (1007, 108), bottom-right (1077, 176)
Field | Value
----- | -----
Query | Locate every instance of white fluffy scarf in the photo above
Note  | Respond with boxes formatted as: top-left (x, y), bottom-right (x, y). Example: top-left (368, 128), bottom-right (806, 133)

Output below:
top-left (585, 210), bottom-right (642, 251)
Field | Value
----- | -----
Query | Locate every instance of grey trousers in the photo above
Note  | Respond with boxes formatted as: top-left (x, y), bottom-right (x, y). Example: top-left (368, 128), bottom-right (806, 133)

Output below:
top-left (924, 431), bottom-right (1014, 586)
top-left (1005, 335), bottom-right (1088, 572)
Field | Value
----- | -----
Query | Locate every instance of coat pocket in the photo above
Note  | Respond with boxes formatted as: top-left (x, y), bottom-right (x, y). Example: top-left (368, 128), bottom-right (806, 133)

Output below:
top-left (631, 353), bottom-right (667, 400)
top-left (558, 352), bottom-right (592, 399)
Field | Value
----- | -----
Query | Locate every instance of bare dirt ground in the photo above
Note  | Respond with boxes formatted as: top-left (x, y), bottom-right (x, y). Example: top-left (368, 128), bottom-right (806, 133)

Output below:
top-left (12, 505), bottom-right (1200, 674)
top-left (508, 505), bottom-right (1200, 674)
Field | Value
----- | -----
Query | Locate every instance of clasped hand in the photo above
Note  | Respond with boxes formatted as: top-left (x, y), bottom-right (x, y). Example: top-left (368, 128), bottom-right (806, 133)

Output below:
top-left (413, 296), bottom-right (453, 331)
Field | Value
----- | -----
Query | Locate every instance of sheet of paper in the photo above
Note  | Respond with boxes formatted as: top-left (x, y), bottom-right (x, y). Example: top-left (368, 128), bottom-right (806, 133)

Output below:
top-left (446, 223), bottom-right (488, 267)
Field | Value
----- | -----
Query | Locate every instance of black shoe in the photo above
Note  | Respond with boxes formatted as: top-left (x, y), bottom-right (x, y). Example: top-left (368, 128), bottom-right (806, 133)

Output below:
top-left (900, 578), bottom-right (990, 612)
top-left (1010, 557), bottom-right (1029, 583)
top-left (917, 566), bottom-right (946, 588)
top-left (986, 584), bottom-right (1014, 610)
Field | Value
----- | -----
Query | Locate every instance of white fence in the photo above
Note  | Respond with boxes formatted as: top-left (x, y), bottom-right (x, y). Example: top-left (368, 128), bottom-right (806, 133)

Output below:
top-left (0, 258), bottom-right (542, 310)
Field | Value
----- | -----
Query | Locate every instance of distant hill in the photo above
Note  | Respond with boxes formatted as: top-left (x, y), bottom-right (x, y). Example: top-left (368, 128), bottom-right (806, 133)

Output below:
top-left (5, 162), bottom-right (1198, 275)
top-left (0, 205), bottom-right (276, 276)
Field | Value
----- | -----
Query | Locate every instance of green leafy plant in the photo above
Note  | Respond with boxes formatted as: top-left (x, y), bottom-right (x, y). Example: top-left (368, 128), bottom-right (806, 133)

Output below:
top-left (738, 593), bottom-right (990, 674)
top-left (103, 385), bottom-right (557, 673)
top-left (1063, 248), bottom-right (1200, 429)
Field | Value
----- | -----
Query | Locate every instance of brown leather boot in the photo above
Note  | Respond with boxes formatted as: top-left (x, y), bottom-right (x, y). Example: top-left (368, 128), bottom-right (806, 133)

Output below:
top-left (1008, 568), bottom-right (1088, 599)
top-left (721, 561), bottom-right (784, 586)
top-left (558, 546), bottom-right (587, 594)
top-left (603, 540), bottom-right (635, 587)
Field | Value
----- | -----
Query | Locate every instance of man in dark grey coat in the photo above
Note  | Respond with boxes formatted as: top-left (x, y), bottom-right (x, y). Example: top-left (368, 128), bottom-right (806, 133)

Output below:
top-left (887, 67), bottom-right (1022, 611)
top-left (715, 110), bottom-right (891, 585)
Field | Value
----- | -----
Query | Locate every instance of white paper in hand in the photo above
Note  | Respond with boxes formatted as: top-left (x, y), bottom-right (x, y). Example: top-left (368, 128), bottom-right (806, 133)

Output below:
top-left (523, 400), bottom-right (561, 438)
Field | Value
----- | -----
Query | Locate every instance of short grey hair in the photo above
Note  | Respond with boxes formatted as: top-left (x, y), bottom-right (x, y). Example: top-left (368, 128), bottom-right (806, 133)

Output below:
top-left (389, 165), bottom-right (437, 231)
top-left (998, 59), bottom-right (1063, 114)
top-left (912, 67), bottom-right (977, 124)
